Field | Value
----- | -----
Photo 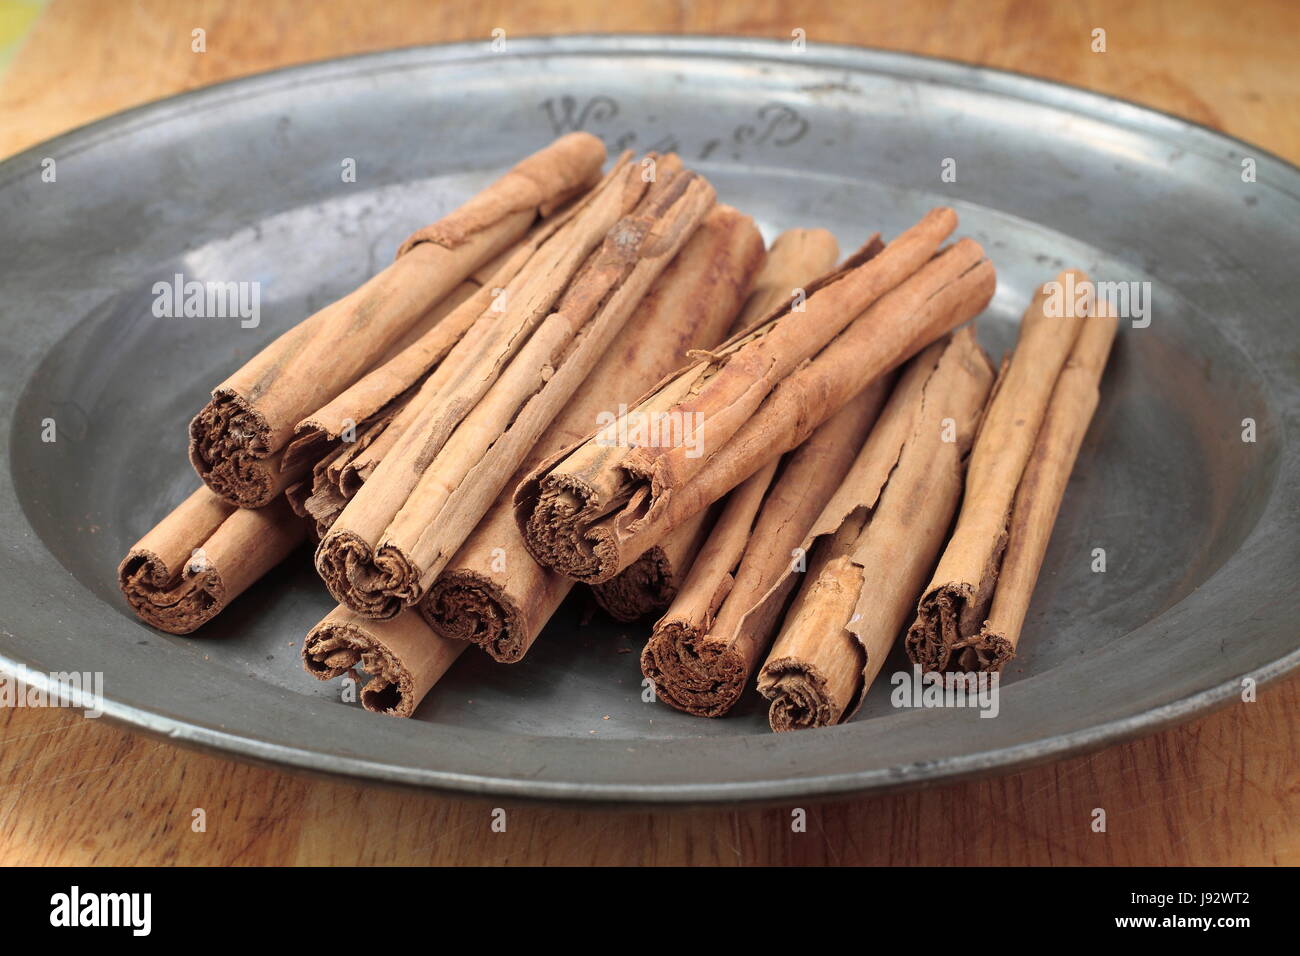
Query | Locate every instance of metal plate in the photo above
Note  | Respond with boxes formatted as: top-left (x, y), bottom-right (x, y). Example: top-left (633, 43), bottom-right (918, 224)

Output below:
top-left (1, 36), bottom-right (1296, 804)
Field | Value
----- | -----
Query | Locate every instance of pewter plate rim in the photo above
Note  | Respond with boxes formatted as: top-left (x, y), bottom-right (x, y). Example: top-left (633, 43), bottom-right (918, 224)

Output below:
top-left (1, 35), bottom-right (1296, 804)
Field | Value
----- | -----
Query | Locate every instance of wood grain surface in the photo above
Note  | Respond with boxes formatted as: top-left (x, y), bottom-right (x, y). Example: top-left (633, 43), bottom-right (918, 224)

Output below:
top-left (0, 0), bottom-right (1296, 866)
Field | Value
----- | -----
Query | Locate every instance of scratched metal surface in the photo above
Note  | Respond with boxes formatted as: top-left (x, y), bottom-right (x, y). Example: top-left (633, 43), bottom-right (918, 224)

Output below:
top-left (0, 37), bottom-right (1296, 803)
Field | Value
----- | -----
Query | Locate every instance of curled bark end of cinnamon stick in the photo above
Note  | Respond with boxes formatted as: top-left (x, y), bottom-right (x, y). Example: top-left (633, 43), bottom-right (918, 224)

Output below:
top-left (523, 473), bottom-right (631, 584)
top-left (761, 659), bottom-right (840, 732)
top-left (590, 545), bottom-right (676, 622)
top-left (952, 630), bottom-right (1017, 673)
top-left (421, 572), bottom-right (524, 662)
top-left (188, 391), bottom-right (279, 508)
top-left (906, 582), bottom-right (981, 673)
top-left (303, 606), bottom-right (469, 717)
top-left (118, 549), bottom-right (226, 635)
top-left (640, 622), bottom-right (748, 717)
top-left (907, 584), bottom-right (1016, 673)
top-left (119, 489), bottom-right (305, 634)
top-left (302, 618), bottom-right (417, 717)
top-left (313, 531), bottom-right (417, 621)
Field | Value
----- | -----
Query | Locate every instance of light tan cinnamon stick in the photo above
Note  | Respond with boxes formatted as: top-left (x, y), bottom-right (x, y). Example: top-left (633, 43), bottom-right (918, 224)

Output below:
top-left (639, 384), bottom-right (887, 717)
top-left (280, 247), bottom-right (511, 479)
top-left (728, 227), bottom-right (842, 335)
top-left (905, 272), bottom-right (1116, 673)
top-left (118, 487), bottom-right (305, 634)
top-left (756, 328), bottom-right (995, 730)
top-left (284, 397), bottom-right (410, 537)
top-left (420, 204), bottom-right (764, 661)
top-left (317, 161), bottom-right (717, 619)
top-left (517, 222), bottom-right (995, 585)
top-left (589, 227), bottom-right (841, 622)
top-left (586, 511), bottom-right (716, 623)
top-left (310, 153), bottom-right (652, 611)
top-left (515, 212), bottom-right (952, 585)
top-left (278, 185), bottom-right (612, 508)
top-left (282, 245), bottom-right (520, 535)
top-left (188, 132), bottom-right (606, 507)
top-left (304, 215), bottom-right (596, 507)
top-left (325, 154), bottom-right (651, 503)
top-left (302, 606), bottom-right (466, 717)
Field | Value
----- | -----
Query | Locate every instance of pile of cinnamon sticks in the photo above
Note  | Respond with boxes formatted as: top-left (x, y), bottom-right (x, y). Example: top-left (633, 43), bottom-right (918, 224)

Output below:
top-left (119, 134), bottom-right (1116, 732)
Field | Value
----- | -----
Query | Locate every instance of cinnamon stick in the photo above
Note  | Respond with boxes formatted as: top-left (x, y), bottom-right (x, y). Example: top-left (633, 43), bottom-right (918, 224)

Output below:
top-left (727, 227), bottom-right (842, 335)
top-left (516, 221), bottom-right (995, 585)
top-left (316, 160), bottom-right (717, 619)
top-left (514, 213), bottom-right (946, 585)
top-left (310, 152), bottom-right (651, 610)
top-left (420, 204), bottom-right (764, 661)
top-left (586, 511), bottom-right (716, 623)
top-left (188, 132), bottom-right (606, 507)
top-left (280, 249), bottom-right (511, 478)
top-left (282, 246), bottom-right (518, 536)
top-left (277, 179), bottom-right (619, 516)
top-left (756, 328), bottom-right (994, 730)
top-left (118, 487), bottom-right (305, 634)
top-left (905, 272), bottom-right (1117, 673)
top-left (590, 227), bottom-right (841, 622)
top-left (302, 606), bottom-right (465, 717)
top-left (639, 384), bottom-right (887, 717)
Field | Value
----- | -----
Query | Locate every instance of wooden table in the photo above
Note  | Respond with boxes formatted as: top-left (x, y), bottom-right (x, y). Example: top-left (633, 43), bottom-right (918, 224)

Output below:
top-left (1, 0), bottom-right (1295, 865)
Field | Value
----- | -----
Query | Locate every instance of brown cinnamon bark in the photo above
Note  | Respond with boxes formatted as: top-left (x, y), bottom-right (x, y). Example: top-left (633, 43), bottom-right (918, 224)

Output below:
top-left (310, 153), bottom-right (652, 612)
top-left (638, 384), bottom-right (887, 717)
top-left (188, 133), bottom-right (606, 507)
top-left (297, 186), bottom-right (625, 509)
top-left (514, 213), bottom-right (947, 585)
top-left (281, 263), bottom-right (495, 478)
top-left (756, 328), bottom-right (994, 730)
top-left (728, 227), bottom-right (841, 334)
top-left (587, 511), bottom-right (715, 622)
top-left (278, 184), bottom-right (614, 519)
top-left (517, 221), bottom-right (995, 585)
top-left (118, 487), bottom-right (305, 634)
top-left (284, 397), bottom-right (411, 537)
top-left (905, 272), bottom-right (1116, 673)
top-left (420, 204), bottom-right (764, 660)
top-left (316, 160), bottom-right (717, 619)
top-left (282, 246), bottom-right (518, 535)
top-left (302, 606), bottom-right (466, 717)
top-left (325, 154), bottom-right (650, 501)
top-left (590, 227), bottom-right (842, 622)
